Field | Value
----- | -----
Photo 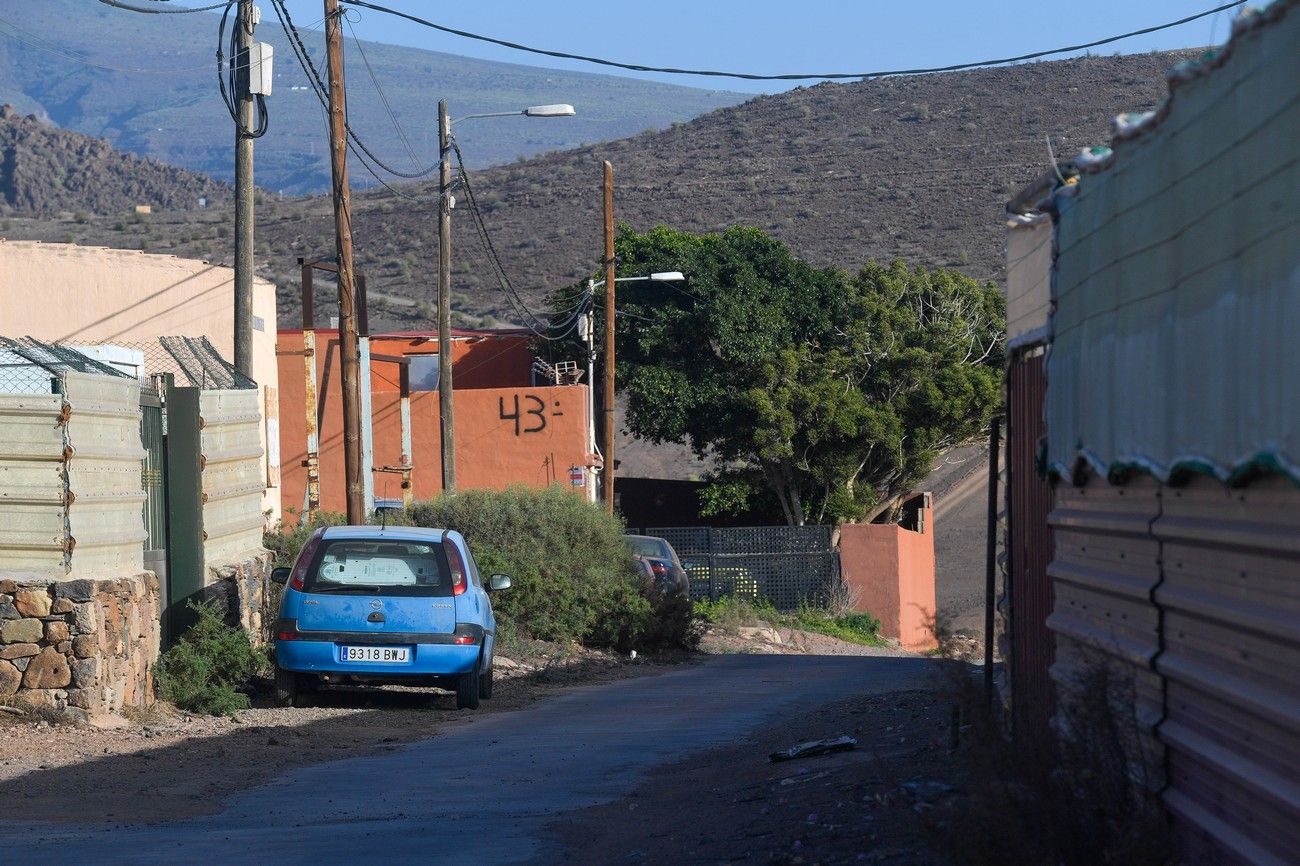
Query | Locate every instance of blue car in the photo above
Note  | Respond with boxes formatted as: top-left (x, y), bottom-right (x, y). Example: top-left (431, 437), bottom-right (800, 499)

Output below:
top-left (270, 525), bottom-right (512, 710)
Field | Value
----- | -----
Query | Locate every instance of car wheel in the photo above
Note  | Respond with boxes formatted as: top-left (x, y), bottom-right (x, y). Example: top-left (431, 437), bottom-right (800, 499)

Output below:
top-left (273, 664), bottom-right (298, 708)
top-left (479, 665), bottom-right (494, 700)
top-left (456, 659), bottom-right (481, 710)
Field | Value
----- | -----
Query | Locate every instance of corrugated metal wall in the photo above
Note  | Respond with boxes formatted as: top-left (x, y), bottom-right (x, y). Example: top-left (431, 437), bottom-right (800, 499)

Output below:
top-left (0, 372), bottom-right (145, 577)
top-left (0, 390), bottom-right (67, 574)
top-left (63, 372), bottom-right (147, 576)
top-left (1047, 476), bottom-right (1166, 778)
top-left (198, 389), bottom-right (265, 567)
top-left (1155, 476), bottom-right (1300, 865)
top-left (1046, 471), bottom-right (1300, 861)
top-left (1007, 349), bottom-right (1055, 733)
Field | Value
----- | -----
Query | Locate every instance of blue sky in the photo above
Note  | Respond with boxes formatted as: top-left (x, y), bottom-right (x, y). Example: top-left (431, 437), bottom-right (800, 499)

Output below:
top-left (239, 0), bottom-right (1237, 94)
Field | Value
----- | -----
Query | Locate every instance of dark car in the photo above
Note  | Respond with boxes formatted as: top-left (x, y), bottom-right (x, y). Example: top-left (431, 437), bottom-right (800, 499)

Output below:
top-left (625, 535), bottom-right (690, 597)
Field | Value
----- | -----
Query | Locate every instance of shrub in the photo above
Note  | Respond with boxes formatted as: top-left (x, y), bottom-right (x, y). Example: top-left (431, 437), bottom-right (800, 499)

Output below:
top-left (406, 485), bottom-right (675, 650)
top-left (156, 601), bottom-right (265, 716)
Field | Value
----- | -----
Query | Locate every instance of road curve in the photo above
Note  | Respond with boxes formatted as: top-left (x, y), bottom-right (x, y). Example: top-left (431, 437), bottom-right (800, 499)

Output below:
top-left (1, 654), bottom-right (937, 864)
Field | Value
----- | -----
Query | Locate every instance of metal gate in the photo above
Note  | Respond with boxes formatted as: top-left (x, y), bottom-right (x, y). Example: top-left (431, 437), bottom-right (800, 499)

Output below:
top-left (645, 525), bottom-right (840, 610)
top-left (1007, 348), bottom-right (1055, 733)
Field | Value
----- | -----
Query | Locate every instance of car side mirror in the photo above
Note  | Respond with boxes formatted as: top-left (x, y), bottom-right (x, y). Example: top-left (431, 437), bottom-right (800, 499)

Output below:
top-left (488, 574), bottom-right (513, 592)
top-left (271, 566), bottom-right (292, 584)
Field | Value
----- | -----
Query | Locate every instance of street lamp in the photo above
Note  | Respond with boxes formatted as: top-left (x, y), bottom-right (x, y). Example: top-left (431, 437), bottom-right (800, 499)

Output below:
top-left (437, 100), bottom-right (575, 493)
top-left (579, 271), bottom-right (686, 506)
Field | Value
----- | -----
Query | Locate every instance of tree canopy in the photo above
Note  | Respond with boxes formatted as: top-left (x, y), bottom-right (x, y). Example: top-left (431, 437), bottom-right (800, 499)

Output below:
top-left (598, 225), bottom-right (1004, 526)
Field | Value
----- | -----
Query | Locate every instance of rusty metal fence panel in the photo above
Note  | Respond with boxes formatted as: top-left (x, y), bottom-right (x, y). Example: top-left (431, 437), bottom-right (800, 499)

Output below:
top-left (198, 389), bottom-right (266, 566)
top-left (1007, 349), bottom-right (1056, 732)
top-left (1046, 477), bottom-right (1166, 778)
top-left (1153, 476), bottom-right (1300, 865)
top-left (644, 525), bottom-right (840, 610)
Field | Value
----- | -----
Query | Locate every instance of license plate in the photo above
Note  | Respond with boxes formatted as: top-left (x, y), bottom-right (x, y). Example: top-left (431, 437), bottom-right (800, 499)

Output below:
top-left (340, 645), bottom-right (411, 663)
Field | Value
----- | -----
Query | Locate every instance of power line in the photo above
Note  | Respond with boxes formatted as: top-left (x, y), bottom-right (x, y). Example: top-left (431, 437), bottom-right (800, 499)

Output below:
top-left (97, 0), bottom-right (230, 13)
top-left (345, 15), bottom-right (428, 175)
top-left (340, 0), bottom-right (1245, 82)
top-left (269, 0), bottom-right (436, 182)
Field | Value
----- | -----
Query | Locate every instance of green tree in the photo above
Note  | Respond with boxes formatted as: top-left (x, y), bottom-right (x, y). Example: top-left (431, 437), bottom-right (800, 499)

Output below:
top-left (604, 225), bottom-right (1003, 526)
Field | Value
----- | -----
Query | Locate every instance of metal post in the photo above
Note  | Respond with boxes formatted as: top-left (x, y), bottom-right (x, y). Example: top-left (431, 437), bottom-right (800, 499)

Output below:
top-left (985, 416), bottom-right (1002, 707)
top-left (324, 0), bottom-right (366, 524)
top-left (601, 161), bottom-right (616, 515)
top-left (299, 259), bottom-right (320, 518)
top-left (233, 0), bottom-right (255, 377)
top-left (584, 281), bottom-right (597, 505)
top-left (399, 362), bottom-right (413, 508)
top-left (438, 98), bottom-right (456, 493)
top-left (358, 274), bottom-right (374, 516)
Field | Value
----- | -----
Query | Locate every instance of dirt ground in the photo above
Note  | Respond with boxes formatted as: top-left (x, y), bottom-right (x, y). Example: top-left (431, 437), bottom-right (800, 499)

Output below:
top-left (0, 646), bottom-right (666, 825)
top-left (549, 686), bottom-right (966, 866)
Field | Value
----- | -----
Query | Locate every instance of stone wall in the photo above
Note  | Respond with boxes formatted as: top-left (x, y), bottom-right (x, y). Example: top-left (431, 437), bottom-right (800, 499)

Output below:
top-left (205, 551), bottom-right (272, 644)
top-left (0, 574), bottom-right (160, 720)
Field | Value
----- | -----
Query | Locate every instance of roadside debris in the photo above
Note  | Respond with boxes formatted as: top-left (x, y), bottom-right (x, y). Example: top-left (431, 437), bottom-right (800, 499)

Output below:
top-left (769, 735), bottom-right (858, 762)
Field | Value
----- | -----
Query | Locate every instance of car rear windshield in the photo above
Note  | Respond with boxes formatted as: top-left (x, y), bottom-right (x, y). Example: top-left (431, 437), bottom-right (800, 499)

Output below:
top-left (301, 539), bottom-right (452, 597)
top-left (626, 537), bottom-right (673, 560)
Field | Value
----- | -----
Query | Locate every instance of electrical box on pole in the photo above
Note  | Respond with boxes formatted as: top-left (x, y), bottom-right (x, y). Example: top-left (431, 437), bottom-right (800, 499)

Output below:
top-left (238, 42), bottom-right (274, 96)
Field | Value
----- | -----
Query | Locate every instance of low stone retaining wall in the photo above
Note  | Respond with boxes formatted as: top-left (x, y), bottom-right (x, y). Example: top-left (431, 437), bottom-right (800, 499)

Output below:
top-left (0, 573), bottom-right (160, 720)
top-left (205, 550), bottom-right (272, 643)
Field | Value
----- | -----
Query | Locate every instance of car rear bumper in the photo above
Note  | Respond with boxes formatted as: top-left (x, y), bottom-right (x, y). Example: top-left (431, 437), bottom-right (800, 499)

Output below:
top-left (275, 637), bottom-right (480, 676)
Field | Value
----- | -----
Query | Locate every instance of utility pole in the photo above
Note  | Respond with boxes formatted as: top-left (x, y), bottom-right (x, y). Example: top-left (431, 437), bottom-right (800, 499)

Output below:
top-left (324, 0), bottom-right (366, 524)
top-left (232, 0), bottom-right (255, 377)
top-left (438, 98), bottom-right (456, 493)
top-left (602, 161), bottom-right (616, 515)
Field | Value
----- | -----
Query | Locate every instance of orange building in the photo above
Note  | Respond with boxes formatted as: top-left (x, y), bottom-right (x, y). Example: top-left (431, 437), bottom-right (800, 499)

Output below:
top-left (275, 328), bottom-right (594, 517)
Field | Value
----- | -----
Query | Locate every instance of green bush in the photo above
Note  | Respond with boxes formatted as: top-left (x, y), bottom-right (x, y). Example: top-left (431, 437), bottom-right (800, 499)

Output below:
top-left (259, 490), bottom-right (697, 652)
top-left (156, 601), bottom-right (265, 716)
top-left (406, 485), bottom-right (682, 650)
top-left (695, 596), bottom-right (884, 647)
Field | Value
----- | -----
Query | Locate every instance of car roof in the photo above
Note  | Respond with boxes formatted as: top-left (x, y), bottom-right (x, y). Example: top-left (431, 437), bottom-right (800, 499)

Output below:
top-left (319, 525), bottom-right (449, 543)
top-left (625, 534), bottom-right (667, 542)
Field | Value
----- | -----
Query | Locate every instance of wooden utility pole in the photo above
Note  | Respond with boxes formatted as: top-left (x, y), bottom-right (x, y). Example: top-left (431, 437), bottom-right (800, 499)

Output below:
top-left (232, 0), bottom-right (254, 377)
top-left (324, 0), bottom-right (365, 524)
top-left (438, 98), bottom-right (456, 492)
top-left (602, 161), bottom-right (616, 515)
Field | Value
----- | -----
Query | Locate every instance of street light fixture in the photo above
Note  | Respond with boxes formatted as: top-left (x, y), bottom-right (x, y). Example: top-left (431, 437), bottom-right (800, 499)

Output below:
top-left (437, 99), bottom-right (575, 493)
top-left (580, 271), bottom-right (686, 505)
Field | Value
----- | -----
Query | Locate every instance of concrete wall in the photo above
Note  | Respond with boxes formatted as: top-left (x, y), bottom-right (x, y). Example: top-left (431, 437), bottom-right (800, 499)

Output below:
top-left (276, 332), bottom-right (591, 516)
top-left (198, 389), bottom-right (266, 566)
top-left (839, 499), bottom-right (937, 652)
top-left (0, 241), bottom-right (281, 520)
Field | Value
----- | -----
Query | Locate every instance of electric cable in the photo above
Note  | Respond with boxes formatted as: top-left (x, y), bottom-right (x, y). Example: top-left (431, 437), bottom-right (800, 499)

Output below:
top-left (97, 0), bottom-right (230, 13)
top-left (270, 0), bottom-right (437, 184)
top-left (216, 1), bottom-right (269, 138)
top-left (339, 0), bottom-right (1245, 82)
top-left (345, 15), bottom-right (430, 175)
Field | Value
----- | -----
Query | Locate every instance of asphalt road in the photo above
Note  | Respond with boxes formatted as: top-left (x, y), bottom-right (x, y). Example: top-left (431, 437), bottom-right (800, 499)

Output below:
top-left (0, 654), bottom-right (937, 865)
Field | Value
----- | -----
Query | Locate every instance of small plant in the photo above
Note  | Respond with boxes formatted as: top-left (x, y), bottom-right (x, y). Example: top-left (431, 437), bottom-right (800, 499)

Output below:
top-left (155, 600), bottom-right (265, 716)
top-left (695, 595), bottom-right (885, 646)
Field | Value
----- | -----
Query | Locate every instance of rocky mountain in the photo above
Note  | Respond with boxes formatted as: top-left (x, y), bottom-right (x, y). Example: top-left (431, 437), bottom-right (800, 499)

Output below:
top-left (0, 0), bottom-right (744, 195)
top-left (0, 105), bottom-right (230, 216)
top-left (0, 50), bottom-right (1195, 333)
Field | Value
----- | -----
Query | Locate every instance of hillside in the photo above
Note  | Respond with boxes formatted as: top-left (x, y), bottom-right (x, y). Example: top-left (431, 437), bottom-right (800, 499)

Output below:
top-left (0, 0), bottom-right (744, 194)
top-left (0, 105), bottom-right (230, 216)
top-left (0, 49), bottom-right (1194, 332)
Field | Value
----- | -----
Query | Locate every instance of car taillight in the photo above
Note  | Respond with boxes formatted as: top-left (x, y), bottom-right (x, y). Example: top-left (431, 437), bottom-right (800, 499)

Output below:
top-left (452, 635), bottom-right (475, 645)
top-left (289, 530), bottom-right (325, 591)
top-left (651, 561), bottom-right (669, 577)
top-left (276, 621), bottom-right (299, 641)
top-left (444, 540), bottom-right (469, 596)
